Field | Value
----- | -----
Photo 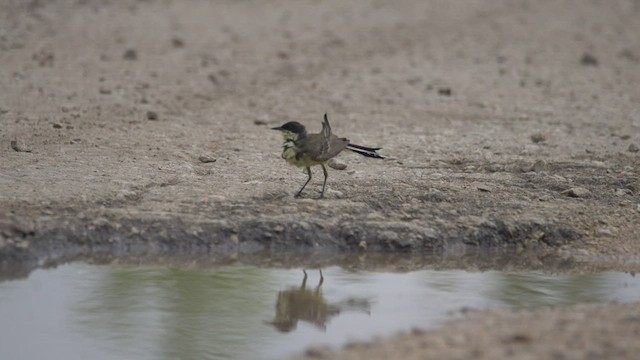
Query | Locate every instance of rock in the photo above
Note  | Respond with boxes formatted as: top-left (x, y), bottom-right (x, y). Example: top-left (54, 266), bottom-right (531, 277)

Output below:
top-left (10, 139), bottom-right (32, 152)
top-left (123, 49), bottom-right (137, 60)
top-left (530, 133), bottom-right (547, 143)
top-left (146, 111), bottom-right (159, 121)
top-left (614, 188), bottom-right (632, 196)
top-left (560, 187), bottom-right (591, 198)
top-left (476, 184), bottom-right (492, 192)
top-left (52, 122), bottom-right (63, 129)
top-left (530, 159), bottom-right (548, 172)
top-left (254, 114), bottom-right (269, 125)
top-left (628, 143), bottom-right (639, 153)
top-left (325, 189), bottom-right (344, 198)
top-left (596, 228), bottom-right (615, 237)
top-left (580, 53), bottom-right (598, 66)
top-left (171, 37), bottom-right (185, 48)
top-left (619, 49), bottom-right (639, 63)
top-left (358, 240), bottom-right (368, 250)
top-left (437, 87), bottom-right (452, 96)
top-left (327, 158), bottom-right (347, 170)
top-left (198, 154), bottom-right (217, 163)
top-left (538, 194), bottom-right (554, 202)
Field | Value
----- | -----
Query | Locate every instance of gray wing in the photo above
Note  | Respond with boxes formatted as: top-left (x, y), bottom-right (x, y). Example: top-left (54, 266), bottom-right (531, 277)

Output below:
top-left (321, 113), bottom-right (331, 139)
top-left (299, 114), bottom-right (348, 161)
top-left (317, 113), bottom-right (332, 155)
top-left (312, 134), bottom-right (349, 161)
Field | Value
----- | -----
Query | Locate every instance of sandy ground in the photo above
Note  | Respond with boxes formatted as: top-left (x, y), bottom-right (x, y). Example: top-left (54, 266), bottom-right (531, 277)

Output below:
top-left (1, 0), bottom-right (640, 358)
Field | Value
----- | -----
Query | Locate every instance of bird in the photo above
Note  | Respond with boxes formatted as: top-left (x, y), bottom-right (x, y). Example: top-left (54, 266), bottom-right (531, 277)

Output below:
top-left (272, 113), bottom-right (384, 198)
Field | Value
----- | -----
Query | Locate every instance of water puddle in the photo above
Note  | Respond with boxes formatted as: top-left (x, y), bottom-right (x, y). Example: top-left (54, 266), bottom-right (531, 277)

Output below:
top-left (1, 263), bottom-right (639, 360)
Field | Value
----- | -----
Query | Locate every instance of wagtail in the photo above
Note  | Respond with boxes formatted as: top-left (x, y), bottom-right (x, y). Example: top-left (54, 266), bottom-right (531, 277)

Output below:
top-left (272, 113), bottom-right (384, 198)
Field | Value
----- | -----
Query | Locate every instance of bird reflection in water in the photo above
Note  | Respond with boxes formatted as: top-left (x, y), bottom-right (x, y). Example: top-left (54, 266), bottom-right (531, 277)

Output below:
top-left (267, 269), bottom-right (371, 332)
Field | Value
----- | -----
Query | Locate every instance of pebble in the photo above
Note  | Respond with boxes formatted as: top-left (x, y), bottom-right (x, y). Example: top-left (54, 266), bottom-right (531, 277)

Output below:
top-left (560, 187), bottom-right (591, 198)
top-left (530, 133), bottom-right (547, 143)
top-left (328, 158), bottom-right (347, 170)
top-left (254, 113), bottom-right (270, 126)
top-left (10, 139), bottom-right (32, 152)
top-left (437, 87), bottom-right (452, 96)
top-left (476, 184), bottom-right (492, 192)
top-left (614, 188), bottom-right (632, 196)
top-left (198, 154), bottom-right (217, 163)
top-left (171, 37), bottom-right (185, 48)
top-left (628, 143), bottom-right (639, 153)
top-left (52, 122), bottom-right (63, 129)
top-left (580, 52), bottom-right (598, 66)
top-left (596, 228), bottom-right (615, 237)
top-left (146, 111), bottom-right (159, 121)
top-left (529, 159), bottom-right (548, 172)
top-left (123, 49), bottom-right (137, 60)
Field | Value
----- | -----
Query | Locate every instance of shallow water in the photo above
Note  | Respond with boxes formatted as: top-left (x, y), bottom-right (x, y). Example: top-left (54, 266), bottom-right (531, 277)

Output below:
top-left (1, 263), bottom-right (639, 360)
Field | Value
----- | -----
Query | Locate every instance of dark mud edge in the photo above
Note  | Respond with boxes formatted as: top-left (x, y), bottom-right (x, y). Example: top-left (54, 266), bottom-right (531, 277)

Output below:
top-left (0, 212), bottom-right (582, 279)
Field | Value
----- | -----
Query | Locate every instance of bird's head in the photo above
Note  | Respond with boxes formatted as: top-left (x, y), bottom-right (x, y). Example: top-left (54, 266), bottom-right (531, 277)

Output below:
top-left (271, 121), bottom-right (307, 140)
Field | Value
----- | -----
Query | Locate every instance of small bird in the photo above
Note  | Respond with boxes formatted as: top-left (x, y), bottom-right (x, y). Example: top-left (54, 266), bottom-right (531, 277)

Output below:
top-left (272, 113), bottom-right (384, 198)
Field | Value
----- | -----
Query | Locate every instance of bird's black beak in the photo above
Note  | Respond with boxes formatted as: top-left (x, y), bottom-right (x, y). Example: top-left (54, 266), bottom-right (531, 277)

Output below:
top-left (271, 126), bottom-right (283, 131)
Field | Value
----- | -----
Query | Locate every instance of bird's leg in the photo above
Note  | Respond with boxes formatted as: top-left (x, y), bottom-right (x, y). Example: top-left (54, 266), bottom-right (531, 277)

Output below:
top-left (295, 167), bottom-right (312, 198)
top-left (301, 269), bottom-right (308, 289)
top-left (319, 164), bottom-right (328, 199)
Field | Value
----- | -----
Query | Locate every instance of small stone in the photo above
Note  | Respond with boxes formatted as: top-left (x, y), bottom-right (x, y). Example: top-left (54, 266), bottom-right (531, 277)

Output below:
top-left (477, 184), bottom-right (492, 192)
top-left (530, 159), bottom-right (548, 172)
top-left (304, 346), bottom-right (332, 358)
top-left (146, 111), bottom-right (159, 121)
top-left (628, 143), bottom-right (639, 153)
top-left (99, 87), bottom-right (112, 95)
top-left (171, 37), bottom-right (185, 48)
top-left (325, 188), bottom-right (344, 198)
top-left (10, 139), bottom-right (32, 152)
top-left (198, 154), bottom-right (217, 163)
top-left (560, 187), bottom-right (591, 198)
top-left (437, 87), bottom-right (452, 96)
top-left (254, 114), bottom-right (269, 125)
top-left (358, 240), bottom-right (368, 250)
top-left (52, 123), bottom-right (63, 129)
top-left (123, 49), bottom-right (137, 60)
top-left (327, 158), bottom-right (347, 170)
top-left (530, 133), bottom-right (546, 143)
top-left (614, 188), bottom-right (632, 196)
top-left (596, 228), bottom-right (615, 237)
top-left (538, 194), bottom-right (554, 202)
top-left (619, 49), bottom-right (639, 63)
top-left (580, 53), bottom-right (598, 66)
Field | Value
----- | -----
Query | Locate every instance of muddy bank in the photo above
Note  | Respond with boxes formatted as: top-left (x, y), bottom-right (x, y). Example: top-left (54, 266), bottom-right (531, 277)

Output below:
top-left (292, 301), bottom-right (640, 360)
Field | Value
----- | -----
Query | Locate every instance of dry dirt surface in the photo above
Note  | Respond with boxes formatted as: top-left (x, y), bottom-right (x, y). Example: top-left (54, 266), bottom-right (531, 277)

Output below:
top-left (1, 0), bottom-right (639, 268)
top-left (1, 0), bottom-right (640, 358)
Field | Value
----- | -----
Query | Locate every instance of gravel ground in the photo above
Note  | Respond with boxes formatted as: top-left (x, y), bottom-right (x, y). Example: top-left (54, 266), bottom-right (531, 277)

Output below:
top-left (1, 0), bottom-right (640, 359)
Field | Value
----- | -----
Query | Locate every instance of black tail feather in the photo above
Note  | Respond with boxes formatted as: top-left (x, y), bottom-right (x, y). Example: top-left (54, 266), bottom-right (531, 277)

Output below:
top-left (347, 143), bottom-right (382, 152)
top-left (346, 144), bottom-right (384, 159)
